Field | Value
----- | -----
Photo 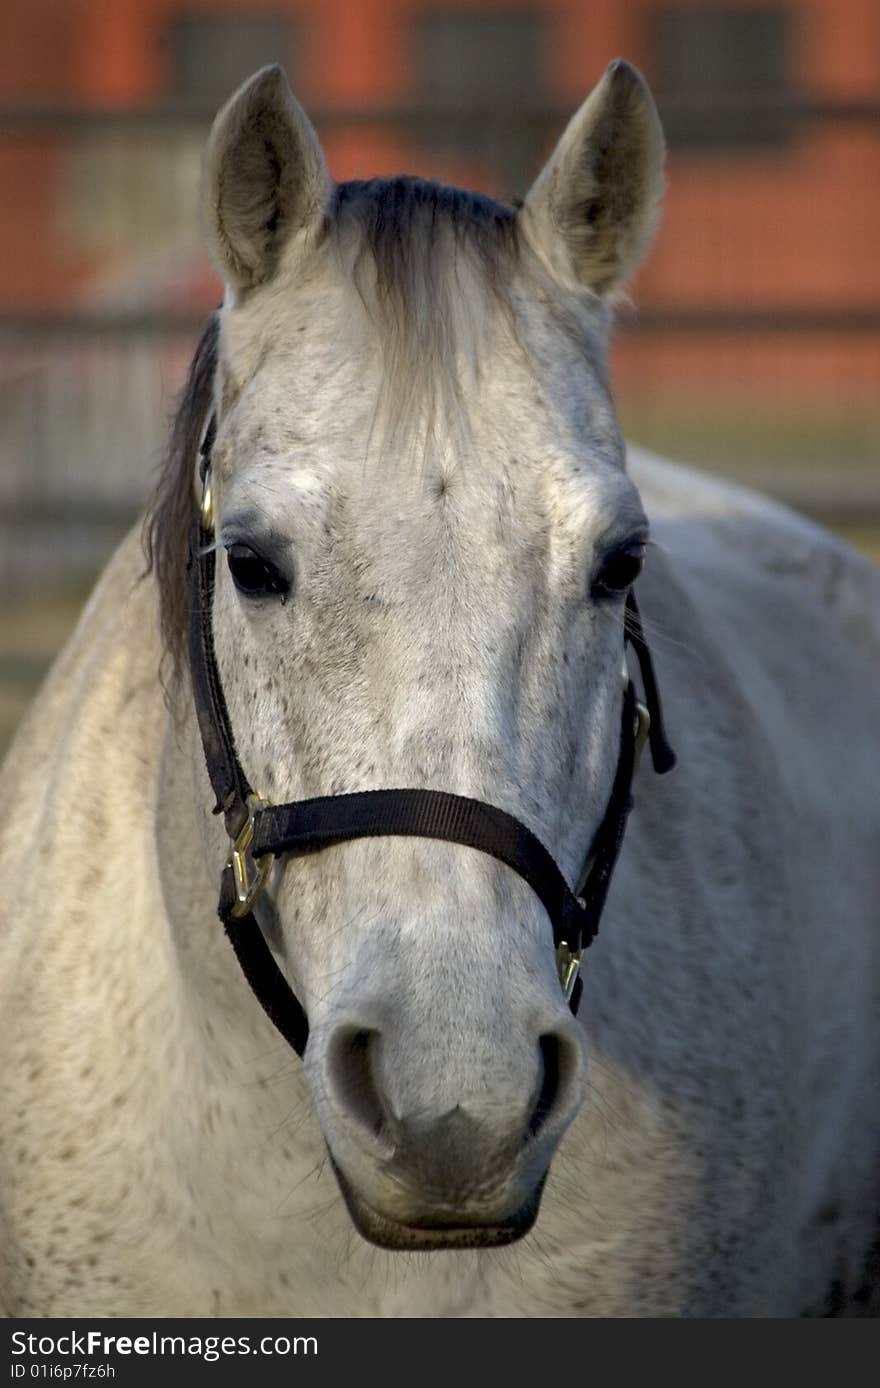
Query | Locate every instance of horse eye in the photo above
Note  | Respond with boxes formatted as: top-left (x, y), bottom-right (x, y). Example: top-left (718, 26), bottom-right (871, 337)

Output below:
top-left (225, 543), bottom-right (290, 599)
top-left (592, 543), bottom-right (646, 599)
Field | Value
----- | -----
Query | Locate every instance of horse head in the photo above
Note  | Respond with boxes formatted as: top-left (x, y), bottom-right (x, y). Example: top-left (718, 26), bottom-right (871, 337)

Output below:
top-left (153, 61), bottom-right (665, 1251)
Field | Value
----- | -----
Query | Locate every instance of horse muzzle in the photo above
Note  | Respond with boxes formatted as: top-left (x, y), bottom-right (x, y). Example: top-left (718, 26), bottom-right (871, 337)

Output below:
top-left (310, 1012), bottom-right (585, 1250)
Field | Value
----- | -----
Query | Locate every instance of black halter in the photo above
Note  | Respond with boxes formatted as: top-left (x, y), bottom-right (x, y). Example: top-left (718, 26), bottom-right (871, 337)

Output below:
top-left (187, 417), bottom-right (675, 1058)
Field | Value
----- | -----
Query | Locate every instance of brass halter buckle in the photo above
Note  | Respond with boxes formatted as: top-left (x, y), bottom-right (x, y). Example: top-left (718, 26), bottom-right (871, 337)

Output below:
top-left (556, 940), bottom-right (583, 1002)
top-left (227, 797), bottom-right (272, 919)
top-left (556, 695), bottom-right (650, 1001)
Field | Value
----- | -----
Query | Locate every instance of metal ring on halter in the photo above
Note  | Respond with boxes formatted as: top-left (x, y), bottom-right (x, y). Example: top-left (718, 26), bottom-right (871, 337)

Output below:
top-left (226, 795), bottom-right (273, 919)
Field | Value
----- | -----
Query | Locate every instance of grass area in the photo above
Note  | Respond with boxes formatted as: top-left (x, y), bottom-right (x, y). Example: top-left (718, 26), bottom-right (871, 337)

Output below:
top-left (617, 402), bottom-right (880, 476)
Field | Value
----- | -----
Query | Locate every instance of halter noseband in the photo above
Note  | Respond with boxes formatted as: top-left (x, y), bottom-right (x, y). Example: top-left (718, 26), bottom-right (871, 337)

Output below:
top-left (187, 417), bottom-right (675, 1058)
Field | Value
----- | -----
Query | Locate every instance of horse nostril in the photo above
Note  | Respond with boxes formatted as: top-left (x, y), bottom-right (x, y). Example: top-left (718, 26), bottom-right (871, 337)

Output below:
top-left (527, 1032), bottom-right (578, 1141)
top-left (327, 1026), bottom-right (391, 1149)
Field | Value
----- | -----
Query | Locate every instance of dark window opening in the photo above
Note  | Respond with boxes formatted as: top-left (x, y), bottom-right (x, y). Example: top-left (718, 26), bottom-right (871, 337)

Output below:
top-left (168, 12), bottom-right (294, 110)
top-left (653, 7), bottom-right (792, 150)
top-left (414, 9), bottom-right (547, 198)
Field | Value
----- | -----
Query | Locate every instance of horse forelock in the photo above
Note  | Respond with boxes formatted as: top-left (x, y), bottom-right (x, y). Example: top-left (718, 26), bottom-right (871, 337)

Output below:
top-left (330, 177), bottom-right (523, 465)
top-left (332, 176), bottom-right (518, 282)
top-left (326, 179), bottom-right (610, 471)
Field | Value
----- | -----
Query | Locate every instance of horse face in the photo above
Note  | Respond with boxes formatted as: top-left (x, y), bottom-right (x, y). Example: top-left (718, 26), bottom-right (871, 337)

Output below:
top-left (197, 63), bottom-right (663, 1248)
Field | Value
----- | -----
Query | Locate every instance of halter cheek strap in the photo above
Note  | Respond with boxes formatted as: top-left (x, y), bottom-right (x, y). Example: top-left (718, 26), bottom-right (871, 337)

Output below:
top-left (187, 422), bottom-right (675, 1059)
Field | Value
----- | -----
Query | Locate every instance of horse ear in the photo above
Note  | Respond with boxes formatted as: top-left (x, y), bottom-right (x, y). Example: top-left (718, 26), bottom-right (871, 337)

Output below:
top-left (202, 65), bottom-right (332, 291)
top-left (520, 60), bottom-right (665, 296)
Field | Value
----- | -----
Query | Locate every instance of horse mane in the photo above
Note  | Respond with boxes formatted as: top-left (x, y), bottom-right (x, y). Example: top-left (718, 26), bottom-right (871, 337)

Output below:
top-left (143, 312), bottom-right (219, 684)
top-left (144, 179), bottom-right (522, 682)
top-left (334, 176), bottom-right (517, 283)
top-left (333, 176), bottom-right (517, 324)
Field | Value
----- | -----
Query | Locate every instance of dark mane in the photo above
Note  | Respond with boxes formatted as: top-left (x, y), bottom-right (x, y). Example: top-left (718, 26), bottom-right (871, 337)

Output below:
top-left (332, 175), bottom-right (517, 281)
top-left (331, 177), bottom-right (521, 464)
top-left (143, 312), bottom-right (219, 683)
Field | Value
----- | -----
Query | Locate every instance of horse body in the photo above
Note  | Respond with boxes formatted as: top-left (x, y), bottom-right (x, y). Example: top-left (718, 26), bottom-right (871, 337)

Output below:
top-left (1, 63), bottom-right (877, 1317)
top-left (1, 450), bottom-right (876, 1317)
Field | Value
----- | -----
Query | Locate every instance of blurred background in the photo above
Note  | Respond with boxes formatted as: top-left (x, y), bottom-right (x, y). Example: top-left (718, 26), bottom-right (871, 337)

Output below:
top-left (1, 0), bottom-right (878, 752)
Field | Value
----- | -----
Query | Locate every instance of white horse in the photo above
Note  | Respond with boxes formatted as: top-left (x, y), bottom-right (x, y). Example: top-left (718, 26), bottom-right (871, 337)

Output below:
top-left (1, 62), bottom-right (877, 1318)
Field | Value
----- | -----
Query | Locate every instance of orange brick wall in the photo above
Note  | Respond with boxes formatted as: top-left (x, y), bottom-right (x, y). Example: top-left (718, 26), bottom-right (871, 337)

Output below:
top-left (0, 0), bottom-right (877, 402)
